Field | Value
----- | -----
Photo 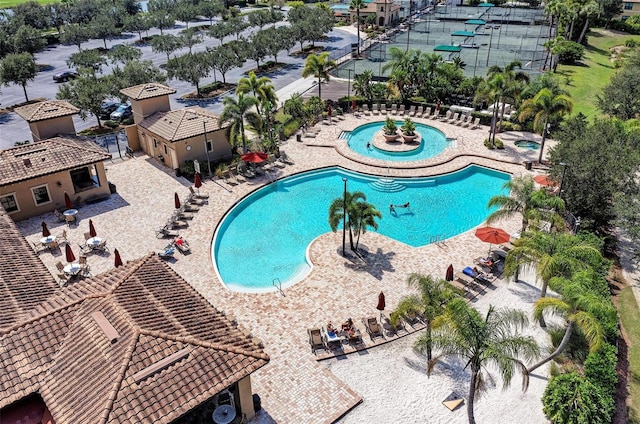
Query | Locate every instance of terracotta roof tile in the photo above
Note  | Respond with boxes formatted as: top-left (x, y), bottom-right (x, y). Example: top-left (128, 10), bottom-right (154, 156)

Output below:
top-left (119, 83), bottom-right (176, 101)
top-left (139, 107), bottom-right (226, 142)
top-left (0, 136), bottom-right (112, 186)
top-left (14, 100), bottom-right (79, 123)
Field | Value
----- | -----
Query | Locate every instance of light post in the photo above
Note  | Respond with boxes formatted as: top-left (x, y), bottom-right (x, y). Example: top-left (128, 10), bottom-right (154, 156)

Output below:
top-left (558, 162), bottom-right (567, 199)
top-left (203, 121), bottom-right (212, 178)
top-left (485, 25), bottom-right (494, 67)
top-left (347, 68), bottom-right (354, 112)
top-left (342, 178), bottom-right (348, 256)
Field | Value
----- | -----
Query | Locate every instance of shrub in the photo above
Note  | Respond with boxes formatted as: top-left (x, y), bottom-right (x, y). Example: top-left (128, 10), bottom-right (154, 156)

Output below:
top-left (625, 38), bottom-right (638, 48)
top-left (104, 120), bottom-right (119, 129)
top-left (494, 138), bottom-right (504, 149)
top-left (555, 40), bottom-right (585, 65)
top-left (584, 343), bottom-right (618, 396)
top-left (282, 118), bottom-right (301, 138)
top-left (121, 117), bottom-right (134, 126)
top-left (180, 160), bottom-right (195, 179)
top-left (542, 372), bottom-right (615, 424)
top-left (383, 117), bottom-right (398, 135)
top-left (483, 138), bottom-right (495, 149)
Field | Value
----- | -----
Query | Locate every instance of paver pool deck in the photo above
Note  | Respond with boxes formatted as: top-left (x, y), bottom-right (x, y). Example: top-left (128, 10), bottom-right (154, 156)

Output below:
top-left (17, 113), bottom-right (553, 424)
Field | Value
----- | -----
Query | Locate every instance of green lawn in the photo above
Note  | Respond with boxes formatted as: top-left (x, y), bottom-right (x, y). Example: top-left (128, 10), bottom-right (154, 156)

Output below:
top-left (556, 29), bottom-right (640, 120)
top-left (0, 0), bottom-right (59, 8)
top-left (618, 286), bottom-right (640, 424)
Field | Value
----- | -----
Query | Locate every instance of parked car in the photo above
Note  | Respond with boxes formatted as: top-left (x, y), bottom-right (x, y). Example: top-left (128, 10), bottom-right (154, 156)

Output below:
top-left (99, 102), bottom-right (121, 120)
top-left (110, 104), bottom-right (132, 122)
top-left (53, 70), bottom-right (78, 82)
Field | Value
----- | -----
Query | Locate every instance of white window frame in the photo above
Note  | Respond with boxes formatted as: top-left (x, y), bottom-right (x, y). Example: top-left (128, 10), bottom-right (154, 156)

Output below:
top-left (0, 192), bottom-right (20, 213)
top-left (31, 184), bottom-right (52, 206)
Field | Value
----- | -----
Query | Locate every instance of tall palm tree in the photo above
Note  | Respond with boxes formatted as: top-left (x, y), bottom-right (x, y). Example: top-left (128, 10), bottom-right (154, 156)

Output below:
top-left (527, 270), bottom-right (615, 373)
top-left (475, 72), bottom-right (505, 145)
top-left (350, 0), bottom-right (366, 57)
top-left (486, 175), bottom-right (566, 234)
top-left (425, 299), bottom-right (539, 424)
top-left (353, 69), bottom-right (373, 101)
top-left (218, 93), bottom-right (260, 154)
top-left (352, 200), bottom-right (382, 250)
top-left (487, 61), bottom-right (529, 132)
top-left (236, 71), bottom-right (277, 114)
top-left (301, 52), bottom-right (336, 100)
top-left (328, 190), bottom-right (366, 251)
top-left (519, 87), bottom-right (573, 164)
top-left (393, 273), bottom-right (458, 360)
top-left (503, 231), bottom-right (605, 326)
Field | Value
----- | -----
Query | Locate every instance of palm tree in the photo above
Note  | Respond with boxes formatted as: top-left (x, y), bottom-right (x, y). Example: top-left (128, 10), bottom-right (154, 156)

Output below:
top-left (218, 93), bottom-right (260, 154)
top-left (487, 61), bottom-right (529, 132)
top-left (301, 52), bottom-right (336, 100)
top-left (475, 72), bottom-right (505, 146)
top-left (350, 0), bottom-right (366, 57)
top-left (353, 69), bottom-right (373, 101)
top-left (503, 231), bottom-right (605, 326)
top-left (425, 299), bottom-right (539, 424)
top-left (352, 200), bottom-right (382, 250)
top-left (393, 273), bottom-right (458, 360)
top-left (519, 88), bottom-right (573, 164)
top-left (527, 270), bottom-right (615, 373)
top-left (328, 190), bottom-right (366, 251)
top-left (486, 175), bottom-right (566, 234)
top-left (236, 71), bottom-right (277, 114)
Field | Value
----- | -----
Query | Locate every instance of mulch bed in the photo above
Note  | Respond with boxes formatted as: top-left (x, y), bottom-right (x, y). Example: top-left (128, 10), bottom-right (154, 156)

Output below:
top-left (181, 83), bottom-right (235, 100)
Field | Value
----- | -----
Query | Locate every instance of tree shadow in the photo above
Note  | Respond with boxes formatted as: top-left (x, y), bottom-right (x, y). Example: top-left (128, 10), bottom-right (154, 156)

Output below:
top-left (343, 244), bottom-right (395, 280)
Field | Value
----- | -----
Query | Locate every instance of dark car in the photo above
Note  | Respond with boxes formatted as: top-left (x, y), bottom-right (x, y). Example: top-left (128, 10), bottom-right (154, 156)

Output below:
top-left (100, 102), bottom-right (121, 120)
top-left (110, 104), bottom-right (132, 122)
top-left (53, 70), bottom-right (78, 83)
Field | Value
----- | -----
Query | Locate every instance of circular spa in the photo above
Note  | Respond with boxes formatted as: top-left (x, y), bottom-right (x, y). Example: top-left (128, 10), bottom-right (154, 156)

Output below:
top-left (212, 166), bottom-right (510, 293)
top-left (345, 121), bottom-right (449, 161)
top-left (514, 139), bottom-right (541, 150)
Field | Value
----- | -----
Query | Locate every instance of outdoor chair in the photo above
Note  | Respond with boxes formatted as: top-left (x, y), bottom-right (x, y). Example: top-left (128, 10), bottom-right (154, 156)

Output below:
top-left (279, 152), bottom-right (294, 164)
top-left (189, 186), bottom-right (210, 200)
top-left (363, 317), bottom-right (385, 342)
top-left (55, 261), bottom-right (65, 273)
top-left (372, 103), bottom-right (380, 115)
top-left (391, 104), bottom-right (398, 115)
top-left (430, 108), bottom-right (441, 120)
top-left (65, 214), bottom-right (76, 227)
top-left (156, 225), bottom-right (179, 238)
top-left (422, 107), bottom-right (431, 118)
top-left (187, 194), bottom-right (206, 206)
top-left (440, 110), bottom-right (452, 121)
top-left (446, 112), bottom-right (460, 124)
top-left (379, 103), bottom-right (388, 115)
top-left (58, 273), bottom-right (69, 287)
top-left (182, 202), bottom-right (200, 213)
top-left (414, 106), bottom-right (423, 117)
top-left (307, 328), bottom-right (327, 354)
top-left (79, 255), bottom-right (91, 277)
top-left (457, 115), bottom-right (470, 126)
top-left (398, 104), bottom-right (406, 115)
top-left (54, 209), bottom-right (66, 222)
top-left (158, 244), bottom-right (175, 260)
top-left (47, 240), bottom-right (60, 252)
top-left (169, 219), bottom-right (188, 229)
top-left (57, 230), bottom-right (67, 244)
top-left (470, 117), bottom-right (481, 129)
top-left (32, 241), bottom-right (47, 254)
top-left (408, 105), bottom-right (416, 116)
top-left (94, 240), bottom-right (108, 253)
top-left (363, 104), bottom-right (371, 115)
top-left (174, 236), bottom-right (191, 254)
top-left (84, 232), bottom-right (92, 241)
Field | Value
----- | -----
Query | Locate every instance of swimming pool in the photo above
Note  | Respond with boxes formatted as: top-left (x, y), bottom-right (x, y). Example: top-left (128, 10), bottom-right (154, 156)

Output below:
top-left (346, 121), bottom-right (449, 161)
top-left (212, 166), bottom-right (510, 292)
top-left (514, 139), bottom-right (540, 150)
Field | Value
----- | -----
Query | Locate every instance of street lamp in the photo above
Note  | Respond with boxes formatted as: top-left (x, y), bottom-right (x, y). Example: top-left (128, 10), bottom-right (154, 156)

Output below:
top-left (203, 121), bottom-right (212, 178)
top-left (485, 25), bottom-right (494, 67)
top-left (558, 162), bottom-right (567, 199)
top-left (347, 68), bottom-right (354, 112)
top-left (342, 177), bottom-right (348, 256)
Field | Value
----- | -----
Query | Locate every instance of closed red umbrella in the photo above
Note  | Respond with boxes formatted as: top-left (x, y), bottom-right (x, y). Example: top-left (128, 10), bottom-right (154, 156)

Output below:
top-left (114, 248), bottom-right (123, 267)
top-left (241, 152), bottom-right (268, 163)
top-left (64, 192), bottom-right (73, 210)
top-left (174, 192), bottom-right (181, 209)
top-left (445, 264), bottom-right (454, 281)
top-left (42, 221), bottom-right (51, 237)
top-left (351, 99), bottom-right (356, 112)
top-left (475, 226), bottom-right (510, 256)
top-left (194, 172), bottom-right (202, 189)
top-left (376, 291), bottom-right (386, 312)
top-left (327, 105), bottom-right (332, 118)
top-left (65, 243), bottom-right (76, 263)
top-left (89, 219), bottom-right (97, 238)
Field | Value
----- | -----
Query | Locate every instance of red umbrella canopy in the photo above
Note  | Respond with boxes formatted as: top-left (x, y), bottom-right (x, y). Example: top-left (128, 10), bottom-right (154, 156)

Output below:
top-left (114, 248), bottom-right (123, 268)
top-left (327, 105), bottom-right (332, 117)
top-left (174, 192), bottom-right (181, 209)
top-left (376, 292), bottom-right (386, 311)
top-left (65, 243), bottom-right (76, 263)
top-left (89, 219), bottom-right (97, 238)
top-left (194, 172), bottom-right (202, 189)
top-left (534, 174), bottom-right (557, 187)
top-left (351, 100), bottom-right (356, 111)
top-left (64, 192), bottom-right (73, 210)
top-left (41, 221), bottom-right (51, 237)
top-left (241, 152), bottom-right (268, 163)
top-left (475, 226), bottom-right (510, 245)
top-left (445, 264), bottom-right (454, 281)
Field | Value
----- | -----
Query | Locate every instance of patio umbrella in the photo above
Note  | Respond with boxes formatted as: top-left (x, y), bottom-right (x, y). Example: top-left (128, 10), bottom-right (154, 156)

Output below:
top-left (65, 243), bottom-right (76, 263)
top-left (475, 226), bottom-right (510, 256)
top-left (241, 152), bottom-right (268, 163)
top-left (376, 291), bottom-right (385, 319)
top-left (41, 221), bottom-right (51, 237)
top-left (64, 192), bottom-right (73, 210)
top-left (445, 264), bottom-right (454, 281)
top-left (534, 174), bottom-right (557, 187)
top-left (194, 172), bottom-right (202, 194)
top-left (114, 248), bottom-right (123, 267)
top-left (88, 219), bottom-right (97, 238)
top-left (351, 99), bottom-right (356, 112)
top-left (174, 192), bottom-right (181, 209)
top-left (327, 105), bottom-right (332, 118)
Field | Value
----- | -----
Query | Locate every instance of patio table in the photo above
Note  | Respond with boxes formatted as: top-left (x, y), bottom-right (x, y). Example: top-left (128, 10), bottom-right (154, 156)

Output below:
top-left (212, 405), bottom-right (236, 424)
top-left (87, 236), bottom-right (102, 248)
top-left (40, 235), bottom-right (56, 246)
top-left (64, 263), bottom-right (82, 277)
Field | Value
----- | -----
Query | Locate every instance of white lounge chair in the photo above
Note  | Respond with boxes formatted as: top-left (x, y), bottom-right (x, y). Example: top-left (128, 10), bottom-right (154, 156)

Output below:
top-left (391, 104), bottom-right (398, 115)
top-left (421, 107), bottom-right (431, 118)
top-left (408, 105), bottom-right (416, 116)
top-left (470, 117), bottom-right (481, 129)
top-left (440, 110), bottom-right (452, 121)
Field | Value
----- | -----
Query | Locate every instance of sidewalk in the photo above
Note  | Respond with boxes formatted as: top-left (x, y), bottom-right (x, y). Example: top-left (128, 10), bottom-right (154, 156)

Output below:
top-left (274, 77), bottom-right (317, 107)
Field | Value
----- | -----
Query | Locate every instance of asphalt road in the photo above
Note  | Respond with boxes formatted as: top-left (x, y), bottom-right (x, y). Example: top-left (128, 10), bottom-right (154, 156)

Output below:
top-left (0, 15), bottom-right (358, 150)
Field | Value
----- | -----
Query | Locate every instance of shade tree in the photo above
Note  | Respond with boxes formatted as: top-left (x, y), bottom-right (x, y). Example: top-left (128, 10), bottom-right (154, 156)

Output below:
top-left (165, 52), bottom-right (212, 97)
top-left (12, 25), bottom-right (47, 57)
top-left (151, 34), bottom-right (181, 62)
top-left (0, 52), bottom-right (38, 102)
top-left (56, 72), bottom-right (112, 127)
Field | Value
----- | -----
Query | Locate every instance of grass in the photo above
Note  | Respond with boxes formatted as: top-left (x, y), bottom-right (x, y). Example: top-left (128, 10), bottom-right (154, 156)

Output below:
top-left (0, 0), bottom-right (58, 7)
top-left (556, 28), bottom-right (640, 120)
top-left (618, 286), bottom-right (640, 423)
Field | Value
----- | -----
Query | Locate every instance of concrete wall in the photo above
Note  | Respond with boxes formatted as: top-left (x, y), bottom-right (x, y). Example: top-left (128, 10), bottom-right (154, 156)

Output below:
top-left (237, 376), bottom-right (256, 420)
top-left (130, 96), bottom-right (172, 125)
top-left (29, 116), bottom-right (76, 142)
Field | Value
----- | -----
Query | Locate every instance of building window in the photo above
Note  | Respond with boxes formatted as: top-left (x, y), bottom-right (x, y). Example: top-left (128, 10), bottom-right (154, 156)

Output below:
top-left (624, 2), bottom-right (633, 9)
top-left (380, 6), bottom-right (384, 11)
top-left (206, 140), bottom-right (212, 152)
top-left (70, 166), bottom-right (100, 192)
top-left (153, 138), bottom-right (158, 148)
top-left (164, 144), bottom-right (168, 154)
top-left (622, 15), bottom-right (630, 20)
top-left (31, 184), bottom-right (51, 206)
top-left (0, 193), bottom-right (19, 213)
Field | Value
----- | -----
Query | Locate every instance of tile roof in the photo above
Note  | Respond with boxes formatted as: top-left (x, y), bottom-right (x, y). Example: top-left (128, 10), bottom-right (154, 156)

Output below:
top-left (0, 250), bottom-right (269, 424)
top-left (14, 100), bottom-right (79, 123)
top-left (120, 83), bottom-right (177, 100)
top-left (0, 136), bottom-right (112, 186)
top-left (0, 209), bottom-right (58, 332)
top-left (140, 107), bottom-right (227, 142)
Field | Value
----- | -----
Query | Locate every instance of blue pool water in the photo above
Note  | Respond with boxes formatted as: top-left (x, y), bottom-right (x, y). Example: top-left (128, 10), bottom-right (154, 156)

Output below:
top-left (514, 140), bottom-right (541, 150)
top-left (347, 121), bottom-right (449, 161)
top-left (212, 166), bottom-right (510, 292)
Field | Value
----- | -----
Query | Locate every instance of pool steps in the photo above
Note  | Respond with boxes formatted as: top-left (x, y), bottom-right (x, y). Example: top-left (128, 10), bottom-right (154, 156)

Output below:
top-left (368, 178), bottom-right (406, 192)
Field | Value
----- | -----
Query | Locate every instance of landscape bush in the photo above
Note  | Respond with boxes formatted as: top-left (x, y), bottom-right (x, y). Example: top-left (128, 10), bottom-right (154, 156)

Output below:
top-left (584, 343), bottom-right (618, 396)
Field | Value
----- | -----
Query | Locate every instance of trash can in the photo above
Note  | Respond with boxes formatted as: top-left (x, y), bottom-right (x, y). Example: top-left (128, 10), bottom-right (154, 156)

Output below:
top-left (296, 133), bottom-right (302, 142)
top-left (108, 182), bottom-right (117, 194)
top-left (524, 161), bottom-right (532, 170)
top-left (253, 394), bottom-right (262, 412)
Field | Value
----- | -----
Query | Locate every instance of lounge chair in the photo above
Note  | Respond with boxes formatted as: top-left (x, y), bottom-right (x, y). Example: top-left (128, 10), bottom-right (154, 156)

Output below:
top-left (174, 236), bottom-right (191, 254)
top-left (408, 105), bottom-right (416, 116)
top-left (430, 108), bottom-right (441, 120)
top-left (278, 151), bottom-right (294, 165)
top-left (446, 112), bottom-right (460, 124)
top-left (380, 103), bottom-right (389, 115)
top-left (414, 106), bottom-right (424, 117)
top-left (307, 328), bottom-right (327, 354)
top-left (363, 317), bottom-right (385, 341)
top-left (372, 103), bottom-right (380, 115)
top-left (182, 202), bottom-right (200, 212)
top-left (470, 117), bottom-right (481, 129)
top-left (363, 104), bottom-right (371, 115)
top-left (158, 244), bottom-right (175, 259)
top-left (169, 219), bottom-right (188, 229)
top-left (442, 391), bottom-right (464, 411)
top-left (440, 110), bottom-right (452, 121)
top-left (156, 225), bottom-right (179, 238)
top-left (398, 104), bottom-right (406, 115)
top-left (189, 186), bottom-right (209, 199)
top-left (391, 104), bottom-right (398, 115)
top-left (421, 107), bottom-right (431, 118)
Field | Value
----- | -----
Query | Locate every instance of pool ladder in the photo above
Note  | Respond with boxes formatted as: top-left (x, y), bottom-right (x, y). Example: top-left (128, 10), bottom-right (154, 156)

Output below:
top-left (272, 278), bottom-right (285, 296)
top-left (430, 234), bottom-right (447, 247)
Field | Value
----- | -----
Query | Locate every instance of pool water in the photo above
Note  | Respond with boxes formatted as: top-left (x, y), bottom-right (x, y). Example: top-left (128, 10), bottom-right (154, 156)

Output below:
top-left (346, 121), bottom-right (449, 161)
top-left (212, 166), bottom-right (510, 292)
top-left (514, 139), bottom-right (540, 150)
